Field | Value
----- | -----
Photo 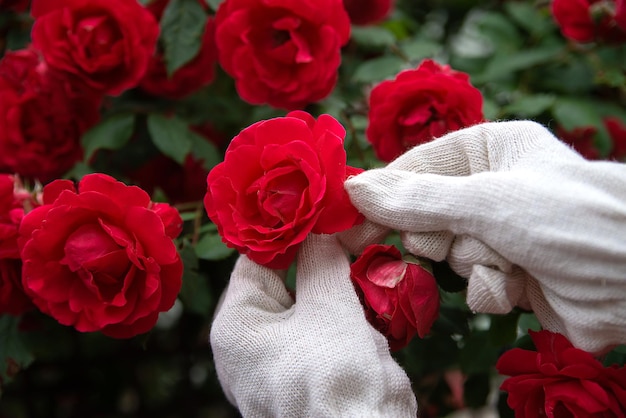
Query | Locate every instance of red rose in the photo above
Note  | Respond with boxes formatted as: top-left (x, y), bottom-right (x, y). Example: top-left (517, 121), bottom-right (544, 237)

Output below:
top-left (496, 330), bottom-right (626, 417)
top-left (30, 0), bottom-right (160, 96)
top-left (556, 125), bottom-right (601, 160)
top-left (214, 0), bottom-right (350, 109)
top-left (0, 175), bottom-right (37, 316)
top-left (350, 244), bottom-right (440, 351)
top-left (604, 117), bottom-right (626, 161)
top-left (343, 0), bottom-right (393, 26)
top-left (204, 111), bottom-right (363, 269)
top-left (0, 0), bottom-right (29, 12)
top-left (0, 49), bottom-right (101, 182)
top-left (552, 0), bottom-right (626, 44)
top-left (366, 59), bottom-right (484, 162)
top-left (18, 174), bottom-right (183, 338)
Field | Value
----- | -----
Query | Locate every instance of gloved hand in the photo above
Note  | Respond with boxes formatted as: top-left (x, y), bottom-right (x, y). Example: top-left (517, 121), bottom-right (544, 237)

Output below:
top-left (344, 121), bottom-right (626, 354)
top-left (210, 234), bottom-right (417, 417)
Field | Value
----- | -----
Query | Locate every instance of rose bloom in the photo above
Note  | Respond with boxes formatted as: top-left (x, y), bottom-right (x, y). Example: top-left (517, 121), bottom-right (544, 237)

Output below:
top-left (366, 59), bottom-right (484, 162)
top-left (0, 175), bottom-right (37, 316)
top-left (552, 0), bottom-right (626, 44)
top-left (0, 0), bottom-right (29, 12)
top-left (30, 0), bottom-right (160, 96)
top-left (204, 111), bottom-right (363, 269)
top-left (18, 174), bottom-right (183, 338)
top-left (496, 330), bottom-right (626, 417)
top-left (0, 49), bottom-right (101, 182)
top-left (343, 0), bottom-right (393, 26)
top-left (350, 244), bottom-right (440, 351)
top-left (556, 125), bottom-right (601, 160)
top-left (604, 117), bottom-right (626, 161)
top-left (214, 0), bottom-right (350, 109)
top-left (139, 0), bottom-right (217, 100)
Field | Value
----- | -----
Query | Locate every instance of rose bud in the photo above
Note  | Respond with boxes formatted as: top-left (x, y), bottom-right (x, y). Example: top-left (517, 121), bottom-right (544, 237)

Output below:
top-left (350, 244), bottom-right (440, 351)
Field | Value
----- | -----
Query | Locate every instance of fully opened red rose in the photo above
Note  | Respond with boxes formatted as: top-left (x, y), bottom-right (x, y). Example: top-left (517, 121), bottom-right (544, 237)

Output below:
top-left (30, 0), bottom-right (160, 96)
top-left (204, 111), bottom-right (363, 269)
top-left (496, 330), bottom-right (626, 417)
top-left (0, 49), bottom-right (101, 182)
top-left (350, 244), bottom-right (440, 351)
top-left (214, 0), bottom-right (350, 110)
top-left (18, 174), bottom-right (183, 338)
top-left (366, 59), bottom-right (484, 162)
top-left (552, 0), bottom-right (626, 44)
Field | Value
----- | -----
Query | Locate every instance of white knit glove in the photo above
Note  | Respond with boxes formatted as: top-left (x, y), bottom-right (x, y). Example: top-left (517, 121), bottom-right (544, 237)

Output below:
top-left (210, 234), bottom-right (417, 417)
top-left (344, 121), bottom-right (626, 354)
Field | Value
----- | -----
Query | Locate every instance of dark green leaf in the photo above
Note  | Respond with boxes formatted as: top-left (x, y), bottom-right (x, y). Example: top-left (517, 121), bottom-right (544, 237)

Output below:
top-left (179, 247), bottom-right (213, 317)
top-left (459, 331), bottom-right (499, 375)
top-left (503, 94), bottom-right (555, 117)
top-left (161, 0), bottom-right (206, 75)
top-left (399, 38), bottom-right (442, 62)
top-left (488, 312), bottom-right (520, 346)
top-left (475, 44), bottom-right (563, 83)
top-left (204, 0), bottom-right (224, 12)
top-left (352, 56), bottom-right (406, 83)
top-left (189, 130), bottom-right (221, 170)
top-left (82, 114), bottom-right (135, 161)
top-left (0, 316), bottom-right (34, 393)
top-left (504, 2), bottom-right (555, 37)
top-left (147, 114), bottom-right (193, 164)
top-left (195, 231), bottom-right (236, 261)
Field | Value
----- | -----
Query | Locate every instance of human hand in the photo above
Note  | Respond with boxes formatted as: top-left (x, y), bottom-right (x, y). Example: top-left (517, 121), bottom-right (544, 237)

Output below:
top-left (210, 234), bottom-right (417, 417)
top-left (344, 121), bottom-right (626, 353)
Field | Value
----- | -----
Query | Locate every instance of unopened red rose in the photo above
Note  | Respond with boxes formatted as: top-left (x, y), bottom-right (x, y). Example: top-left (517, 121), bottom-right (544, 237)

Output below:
top-left (556, 125), bottom-right (600, 160)
top-left (31, 0), bottom-right (160, 96)
top-left (204, 111), bottom-right (363, 269)
top-left (343, 0), bottom-right (393, 25)
top-left (215, 0), bottom-right (350, 109)
top-left (350, 244), bottom-right (440, 351)
top-left (0, 49), bottom-right (101, 182)
top-left (497, 330), bottom-right (626, 417)
top-left (0, 175), bottom-right (36, 316)
top-left (366, 59), bottom-right (484, 162)
top-left (604, 117), bottom-right (626, 161)
top-left (552, 0), bottom-right (626, 43)
top-left (18, 174), bottom-right (183, 338)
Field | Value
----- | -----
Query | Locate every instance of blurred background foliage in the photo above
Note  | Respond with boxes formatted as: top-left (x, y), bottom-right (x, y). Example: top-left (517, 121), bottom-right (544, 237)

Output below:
top-left (1, 0), bottom-right (625, 417)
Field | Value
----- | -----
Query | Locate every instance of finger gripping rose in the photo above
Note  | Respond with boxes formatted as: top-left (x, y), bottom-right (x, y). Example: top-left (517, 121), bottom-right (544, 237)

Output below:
top-left (204, 111), bottom-right (363, 269)
top-left (18, 174), bottom-right (183, 338)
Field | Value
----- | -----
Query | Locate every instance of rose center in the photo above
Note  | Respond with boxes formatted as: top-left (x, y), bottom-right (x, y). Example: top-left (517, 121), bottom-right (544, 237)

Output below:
top-left (253, 168), bottom-right (308, 227)
top-left (59, 222), bottom-right (130, 300)
top-left (73, 15), bottom-right (122, 64)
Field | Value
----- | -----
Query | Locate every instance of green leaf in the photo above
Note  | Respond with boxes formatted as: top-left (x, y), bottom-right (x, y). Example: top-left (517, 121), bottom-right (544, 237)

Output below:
top-left (82, 114), bottom-right (135, 162)
top-left (350, 26), bottom-right (396, 50)
top-left (488, 312), bottom-right (520, 346)
top-left (399, 38), bottom-right (442, 62)
top-left (178, 247), bottom-right (213, 317)
top-left (204, 0), bottom-right (224, 12)
top-left (161, 0), bottom-right (206, 75)
top-left (459, 331), bottom-right (499, 375)
top-left (147, 114), bottom-right (194, 164)
top-left (189, 130), bottom-right (221, 170)
top-left (504, 2), bottom-right (555, 37)
top-left (352, 55), bottom-right (406, 83)
top-left (503, 94), bottom-right (555, 117)
top-left (195, 231), bottom-right (236, 261)
top-left (0, 316), bottom-right (34, 393)
top-left (475, 44), bottom-right (563, 83)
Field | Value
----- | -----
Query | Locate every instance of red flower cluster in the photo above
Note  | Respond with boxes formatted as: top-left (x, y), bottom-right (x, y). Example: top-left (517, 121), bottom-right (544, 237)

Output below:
top-left (17, 174), bottom-right (183, 338)
top-left (350, 244), bottom-right (440, 351)
top-left (552, 0), bottom-right (626, 44)
top-left (214, 0), bottom-right (351, 109)
top-left (497, 330), bottom-right (626, 417)
top-left (557, 117), bottom-right (626, 161)
top-left (366, 59), bottom-right (484, 162)
top-left (204, 111), bottom-right (363, 269)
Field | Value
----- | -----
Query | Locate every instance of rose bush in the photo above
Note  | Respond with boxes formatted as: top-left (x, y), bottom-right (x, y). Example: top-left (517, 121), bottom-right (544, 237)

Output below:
top-left (497, 330), bottom-right (626, 417)
top-left (552, 0), bottom-right (626, 44)
top-left (30, 0), bottom-right (160, 96)
top-left (350, 244), bottom-right (439, 351)
top-left (0, 49), bottom-right (101, 182)
top-left (17, 173), bottom-right (183, 338)
top-left (366, 59), bottom-right (484, 162)
top-left (214, 0), bottom-right (350, 109)
top-left (204, 111), bottom-right (363, 269)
